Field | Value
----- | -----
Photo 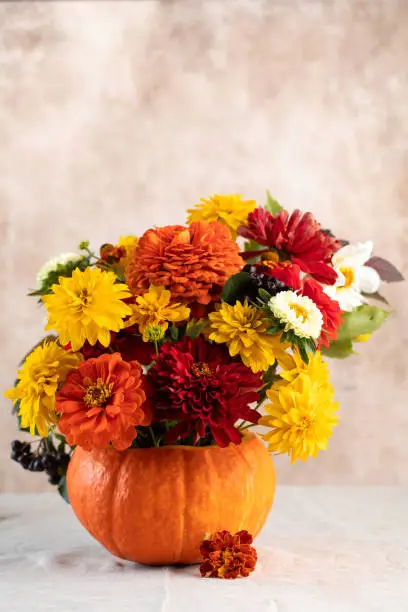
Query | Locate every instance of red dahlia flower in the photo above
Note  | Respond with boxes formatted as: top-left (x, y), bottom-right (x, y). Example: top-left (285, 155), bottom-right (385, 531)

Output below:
top-left (200, 530), bottom-right (257, 579)
top-left (148, 336), bottom-right (261, 447)
top-left (238, 208), bottom-right (340, 284)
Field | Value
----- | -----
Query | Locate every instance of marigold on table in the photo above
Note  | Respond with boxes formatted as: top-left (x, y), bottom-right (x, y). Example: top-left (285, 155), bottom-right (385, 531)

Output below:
top-left (187, 194), bottom-right (256, 237)
top-left (43, 267), bottom-right (132, 351)
top-left (208, 301), bottom-right (291, 373)
top-left (4, 339), bottom-right (82, 436)
top-left (56, 353), bottom-right (150, 450)
top-left (200, 530), bottom-right (257, 579)
top-left (127, 285), bottom-right (190, 341)
top-left (126, 221), bottom-right (243, 305)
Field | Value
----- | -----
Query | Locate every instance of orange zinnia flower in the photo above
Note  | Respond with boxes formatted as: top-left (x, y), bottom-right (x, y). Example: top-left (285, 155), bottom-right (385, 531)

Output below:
top-left (56, 353), bottom-right (151, 451)
top-left (127, 221), bottom-right (243, 305)
top-left (200, 530), bottom-right (257, 579)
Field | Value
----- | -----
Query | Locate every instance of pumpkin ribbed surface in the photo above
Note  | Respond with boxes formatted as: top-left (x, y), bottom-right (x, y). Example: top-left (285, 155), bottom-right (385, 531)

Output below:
top-left (67, 434), bottom-right (275, 565)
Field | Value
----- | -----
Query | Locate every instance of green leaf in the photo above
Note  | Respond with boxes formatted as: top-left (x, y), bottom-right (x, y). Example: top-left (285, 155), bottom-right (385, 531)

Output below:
top-left (336, 305), bottom-right (390, 343)
top-left (185, 319), bottom-right (208, 339)
top-left (258, 288), bottom-right (272, 304)
top-left (221, 272), bottom-right (253, 304)
top-left (57, 475), bottom-right (70, 504)
top-left (170, 326), bottom-right (179, 341)
top-left (244, 239), bottom-right (265, 253)
top-left (322, 339), bottom-right (355, 359)
top-left (265, 190), bottom-right (283, 216)
top-left (297, 341), bottom-right (309, 364)
top-left (266, 324), bottom-right (282, 335)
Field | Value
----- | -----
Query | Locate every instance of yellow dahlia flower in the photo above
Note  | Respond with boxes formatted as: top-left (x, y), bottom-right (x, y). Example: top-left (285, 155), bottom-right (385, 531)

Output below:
top-left (208, 301), bottom-right (290, 373)
top-left (187, 194), bottom-right (257, 236)
top-left (127, 285), bottom-right (190, 342)
top-left (279, 349), bottom-right (330, 386)
top-left (4, 340), bottom-right (82, 436)
top-left (260, 369), bottom-right (338, 463)
top-left (43, 267), bottom-right (132, 351)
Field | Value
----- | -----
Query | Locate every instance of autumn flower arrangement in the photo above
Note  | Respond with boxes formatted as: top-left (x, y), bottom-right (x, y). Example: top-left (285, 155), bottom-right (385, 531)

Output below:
top-left (5, 193), bottom-right (403, 577)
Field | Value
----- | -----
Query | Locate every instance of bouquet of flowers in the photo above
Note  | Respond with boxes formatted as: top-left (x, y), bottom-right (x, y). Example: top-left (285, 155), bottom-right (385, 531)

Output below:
top-left (5, 193), bottom-right (403, 573)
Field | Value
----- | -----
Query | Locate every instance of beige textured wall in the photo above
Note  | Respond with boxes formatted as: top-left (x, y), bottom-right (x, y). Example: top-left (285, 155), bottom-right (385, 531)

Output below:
top-left (1, 0), bottom-right (407, 491)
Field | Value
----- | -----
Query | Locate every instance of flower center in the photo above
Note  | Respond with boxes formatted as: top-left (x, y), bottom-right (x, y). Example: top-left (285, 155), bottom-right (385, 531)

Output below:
top-left (262, 251), bottom-right (280, 263)
top-left (339, 266), bottom-right (355, 289)
top-left (191, 361), bottom-right (212, 377)
top-left (289, 303), bottom-right (309, 322)
top-left (299, 414), bottom-right (312, 430)
top-left (78, 288), bottom-right (91, 306)
top-left (83, 378), bottom-right (113, 408)
top-left (217, 550), bottom-right (233, 577)
top-left (144, 324), bottom-right (165, 342)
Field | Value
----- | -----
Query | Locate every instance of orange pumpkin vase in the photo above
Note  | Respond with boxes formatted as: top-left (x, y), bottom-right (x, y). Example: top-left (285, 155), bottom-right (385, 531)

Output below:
top-left (67, 433), bottom-right (276, 565)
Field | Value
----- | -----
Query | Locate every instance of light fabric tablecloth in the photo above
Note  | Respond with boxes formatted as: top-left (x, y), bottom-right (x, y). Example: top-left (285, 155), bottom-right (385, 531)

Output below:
top-left (1, 488), bottom-right (407, 612)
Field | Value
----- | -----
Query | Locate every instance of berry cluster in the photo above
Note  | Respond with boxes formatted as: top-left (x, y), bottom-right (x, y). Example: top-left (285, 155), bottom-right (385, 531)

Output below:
top-left (11, 440), bottom-right (70, 485)
top-left (243, 264), bottom-right (290, 302)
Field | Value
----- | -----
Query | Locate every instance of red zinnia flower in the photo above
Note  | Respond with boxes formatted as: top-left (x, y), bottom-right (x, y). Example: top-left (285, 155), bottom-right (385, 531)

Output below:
top-left (56, 353), bottom-right (151, 451)
top-left (238, 207), bottom-right (340, 284)
top-left (200, 530), bottom-right (257, 579)
top-left (301, 279), bottom-right (343, 348)
top-left (148, 336), bottom-right (261, 447)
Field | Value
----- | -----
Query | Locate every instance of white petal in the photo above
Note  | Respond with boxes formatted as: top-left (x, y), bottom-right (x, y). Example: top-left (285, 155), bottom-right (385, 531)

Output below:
top-left (333, 268), bottom-right (346, 288)
top-left (336, 288), bottom-right (365, 312)
top-left (332, 241), bottom-right (373, 267)
top-left (323, 285), bottom-right (337, 299)
top-left (355, 265), bottom-right (381, 294)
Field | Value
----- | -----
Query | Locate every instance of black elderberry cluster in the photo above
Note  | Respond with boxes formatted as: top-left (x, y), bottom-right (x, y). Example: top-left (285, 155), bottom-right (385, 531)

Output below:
top-left (242, 264), bottom-right (291, 302)
top-left (11, 440), bottom-right (70, 485)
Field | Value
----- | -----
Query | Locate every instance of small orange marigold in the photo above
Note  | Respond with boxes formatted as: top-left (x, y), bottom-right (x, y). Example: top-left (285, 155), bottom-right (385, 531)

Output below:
top-left (200, 530), bottom-right (257, 579)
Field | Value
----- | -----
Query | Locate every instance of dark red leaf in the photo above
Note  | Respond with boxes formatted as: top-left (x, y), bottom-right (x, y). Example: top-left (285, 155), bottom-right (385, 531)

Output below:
top-left (366, 256), bottom-right (404, 283)
top-left (363, 291), bottom-right (389, 305)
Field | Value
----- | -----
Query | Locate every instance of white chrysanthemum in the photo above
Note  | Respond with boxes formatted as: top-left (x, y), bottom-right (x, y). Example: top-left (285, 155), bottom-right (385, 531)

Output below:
top-left (37, 253), bottom-right (84, 287)
top-left (324, 241), bottom-right (380, 312)
top-left (268, 291), bottom-right (323, 340)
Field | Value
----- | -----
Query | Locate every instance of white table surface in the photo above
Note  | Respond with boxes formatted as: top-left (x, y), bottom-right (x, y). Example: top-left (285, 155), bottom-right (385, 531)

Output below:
top-left (0, 488), bottom-right (407, 612)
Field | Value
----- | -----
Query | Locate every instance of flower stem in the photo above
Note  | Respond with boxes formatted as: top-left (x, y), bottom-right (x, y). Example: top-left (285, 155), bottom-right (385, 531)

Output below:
top-left (149, 427), bottom-right (159, 447)
top-left (238, 423), bottom-right (257, 432)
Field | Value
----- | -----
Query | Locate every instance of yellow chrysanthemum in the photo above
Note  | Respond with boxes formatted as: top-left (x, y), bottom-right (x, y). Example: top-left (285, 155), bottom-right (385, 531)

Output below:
top-left (43, 267), bottom-right (132, 351)
top-left (127, 285), bottom-right (190, 342)
top-left (117, 235), bottom-right (138, 272)
top-left (4, 340), bottom-right (82, 436)
top-left (279, 349), bottom-right (330, 386)
top-left (260, 367), bottom-right (339, 463)
top-left (187, 194), bottom-right (257, 236)
top-left (208, 301), bottom-right (291, 373)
